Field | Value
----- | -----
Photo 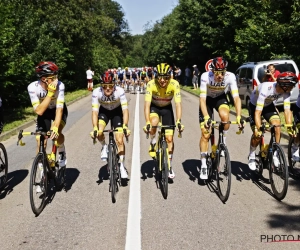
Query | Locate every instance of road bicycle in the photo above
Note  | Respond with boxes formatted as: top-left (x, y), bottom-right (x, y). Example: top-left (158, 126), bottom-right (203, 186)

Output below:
top-left (146, 122), bottom-right (182, 199)
top-left (17, 130), bottom-right (66, 216)
top-left (253, 122), bottom-right (289, 200)
top-left (206, 118), bottom-right (244, 203)
top-left (287, 123), bottom-right (300, 177)
top-left (0, 142), bottom-right (8, 189)
top-left (93, 127), bottom-right (128, 203)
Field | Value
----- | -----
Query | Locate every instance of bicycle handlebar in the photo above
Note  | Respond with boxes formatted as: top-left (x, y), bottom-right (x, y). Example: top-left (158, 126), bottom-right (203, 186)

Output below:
top-left (145, 124), bottom-right (182, 138)
top-left (17, 130), bottom-right (52, 146)
top-left (206, 119), bottom-right (247, 135)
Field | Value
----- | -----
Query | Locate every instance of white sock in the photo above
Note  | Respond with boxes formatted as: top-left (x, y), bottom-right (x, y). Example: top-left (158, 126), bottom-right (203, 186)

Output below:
top-left (201, 152), bottom-right (207, 168)
top-left (249, 145), bottom-right (256, 159)
top-left (58, 143), bottom-right (65, 154)
top-left (100, 139), bottom-right (106, 146)
top-left (150, 137), bottom-right (156, 145)
top-left (223, 130), bottom-right (228, 144)
top-left (169, 154), bottom-right (172, 167)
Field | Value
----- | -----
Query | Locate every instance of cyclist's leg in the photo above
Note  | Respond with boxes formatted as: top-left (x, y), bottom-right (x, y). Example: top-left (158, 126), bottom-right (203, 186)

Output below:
top-left (161, 104), bottom-right (176, 178)
top-left (199, 98), bottom-right (214, 179)
top-left (36, 110), bottom-right (53, 154)
top-left (98, 106), bottom-right (110, 161)
top-left (216, 94), bottom-right (230, 144)
top-left (292, 105), bottom-right (300, 160)
top-left (112, 106), bottom-right (128, 178)
top-left (56, 104), bottom-right (68, 167)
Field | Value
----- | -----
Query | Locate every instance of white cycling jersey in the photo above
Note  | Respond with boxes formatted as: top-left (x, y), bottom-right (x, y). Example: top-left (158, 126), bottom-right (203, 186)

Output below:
top-left (250, 82), bottom-right (290, 110)
top-left (200, 71), bottom-right (239, 98)
top-left (86, 69), bottom-right (94, 79)
top-left (28, 81), bottom-right (65, 110)
top-left (92, 86), bottom-right (128, 111)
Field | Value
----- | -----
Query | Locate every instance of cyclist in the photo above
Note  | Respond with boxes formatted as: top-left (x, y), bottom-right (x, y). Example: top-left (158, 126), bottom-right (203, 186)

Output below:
top-left (247, 72), bottom-right (297, 170)
top-left (28, 62), bottom-right (68, 192)
top-left (91, 72), bottom-right (130, 179)
top-left (124, 67), bottom-right (132, 91)
top-left (144, 63), bottom-right (184, 179)
top-left (147, 67), bottom-right (154, 81)
top-left (0, 97), bottom-right (3, 135)
top-left (199, 57), bottom-right (242, 180)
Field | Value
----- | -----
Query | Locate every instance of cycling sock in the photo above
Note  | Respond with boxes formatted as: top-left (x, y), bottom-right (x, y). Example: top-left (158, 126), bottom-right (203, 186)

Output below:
top-left (150, 136), bottom-right (156, 145)
top-left (169, 154), bottom-right (173, 167)
top-left (249, 145), bottom-right (256, 159)
top-left (119, 155), bottom-right (124, 162)
top-left (223, 130), bottom-right (228, 144)
top-left (100, 139), bottom-right (106, 146)
top-left (200, 152), bottom-right (207, 167)
top-left (58, 143), bottom-right (65, 153)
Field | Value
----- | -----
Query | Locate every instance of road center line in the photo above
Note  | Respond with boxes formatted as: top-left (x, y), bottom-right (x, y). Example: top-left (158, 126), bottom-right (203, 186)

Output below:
top-left (125, 92), bottom-right (141, 250)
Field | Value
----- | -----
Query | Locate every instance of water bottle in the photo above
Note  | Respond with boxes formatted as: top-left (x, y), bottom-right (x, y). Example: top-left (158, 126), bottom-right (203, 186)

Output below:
top-left (261, 144), bottom-right (269, 158)
top-left (211, 144), bottom-right (218, 158)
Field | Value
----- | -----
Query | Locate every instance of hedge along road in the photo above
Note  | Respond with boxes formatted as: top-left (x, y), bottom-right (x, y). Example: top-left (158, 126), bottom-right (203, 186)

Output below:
top-left (0, 90), bottom-right (300, 250)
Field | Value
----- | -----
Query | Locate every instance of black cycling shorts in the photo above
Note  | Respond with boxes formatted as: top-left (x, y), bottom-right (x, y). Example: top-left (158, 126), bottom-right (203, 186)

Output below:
top-left (199, 93), bottom-right (229, 122)
top-left (248, 102), bottom-right (279, 127)
top-left (36, 103), bottom-right (68, 132)
top-left (150, 103), bottom-right (175, 127)
top-left (98, 105), bottom-right (123, 128)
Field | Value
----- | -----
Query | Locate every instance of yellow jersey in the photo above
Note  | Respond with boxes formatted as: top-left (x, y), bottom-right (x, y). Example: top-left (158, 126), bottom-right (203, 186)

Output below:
top-left (145, 79), bottom-right (181, 107)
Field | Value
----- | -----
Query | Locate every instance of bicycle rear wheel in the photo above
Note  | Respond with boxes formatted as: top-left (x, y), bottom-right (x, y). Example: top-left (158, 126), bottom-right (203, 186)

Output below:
top-left (0, 143), bottom-right (8, 189)
top-left (29, 153), bottom-right (48, 216)
top-left (216, 143), bottom-right (231, 203)
top-left (287, 137), bottom-right (300, 177)
top-left (269, 143), bottom-right (288, 200)
top-left (108, 145), bottom-right (117, 203)
top-left (161, 141), bottom-right (169, 199)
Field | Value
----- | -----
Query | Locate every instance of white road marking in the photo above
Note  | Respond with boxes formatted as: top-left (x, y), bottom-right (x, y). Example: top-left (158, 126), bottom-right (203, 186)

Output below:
top-left (125, 92), bottom-right (141, 250)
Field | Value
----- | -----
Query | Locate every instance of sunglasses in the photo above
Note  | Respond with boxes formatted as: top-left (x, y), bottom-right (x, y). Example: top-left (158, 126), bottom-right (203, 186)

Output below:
top-left (46, 75), bottom-right (58, 81)
top-left (213, 70), bottom-right (226, 76)
top-left (158, 76), bottom-right (170, 80)
top-left (102, 84), bottom-right (114, 89)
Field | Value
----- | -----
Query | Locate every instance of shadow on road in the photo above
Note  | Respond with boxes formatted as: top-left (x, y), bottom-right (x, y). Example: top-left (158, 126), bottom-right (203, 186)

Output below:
top-left (231, 161), bottom-right (252, 182)
top-left (64, 168), bottom-right (80, 192)
top-left (182, 159), bottom-right (206, 186)
top-left (97, 164), bottom-right (109, 185)
top-left (141, 160), bottom-right (155, 181)
top-left (0, 169), bottom-right (28, 199)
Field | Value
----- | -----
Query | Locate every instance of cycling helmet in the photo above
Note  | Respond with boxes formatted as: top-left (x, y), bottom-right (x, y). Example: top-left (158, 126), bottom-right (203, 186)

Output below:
top-left (102, 71), bottom-right (113, 83)
top-left (35, 61), bottom-right (59, 77)
top-left (125, 67), bottom-right (128, 70)
top-left (211, 57), bottom-right (228, 71)
top-left (277, 72), bottom-right (298, 88)
top-left (157, 63), bottom-right (170, 76)
top-left (118, 67), bottom-right (121, 70)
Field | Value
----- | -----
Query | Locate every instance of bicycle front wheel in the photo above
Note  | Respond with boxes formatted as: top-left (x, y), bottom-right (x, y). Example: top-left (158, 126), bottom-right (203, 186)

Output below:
top-left (287, 137), bottom-right (300, 177)
top-left (161, 141), bottom-right (169, 199)
top-left (269, 143), bottom-right (289, 200)
top-left (0, 143), bottom-right (8, 189)
top-left (108, 145), bottom-right (117, 203)
top-left (29, 153), bottom-right (48, 216)
top-left (216, 144), bottom-right (231, 203)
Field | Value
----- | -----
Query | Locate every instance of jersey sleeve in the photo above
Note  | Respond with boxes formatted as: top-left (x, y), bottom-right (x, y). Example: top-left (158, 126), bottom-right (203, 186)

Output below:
top-left (255, 85), bottom-right (268, 111)
top-left (145, 81), bottom-right (153, 102)
top-left (92, 88), bottom-right (100, 111)
top-left (283, 93), bottom-right (291, 110)
top-left (119, 88), bottom-right (128, 110)
top-left (173, 81), bottom-right (181, 103)
top-left (228, 73), bottom-right (239, 98)
top-left (28, 83), bottom-right (40, 110)
top-left (199, 73), bottom-right (208, 98)
top-left (56, 82), bottom-right (65, 109)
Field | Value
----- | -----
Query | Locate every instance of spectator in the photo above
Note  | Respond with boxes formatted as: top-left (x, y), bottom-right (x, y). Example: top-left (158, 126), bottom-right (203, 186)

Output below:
top-left (86, 66), bottom-right (95, 91)
top-left (192, 65), bottom-right (199, 89)
top-left (174, 66), bottom-right (182, 83)
top-left (262, 64), bottom-right (280, 82)
top-left (184, 66), bottom-right (191, 86)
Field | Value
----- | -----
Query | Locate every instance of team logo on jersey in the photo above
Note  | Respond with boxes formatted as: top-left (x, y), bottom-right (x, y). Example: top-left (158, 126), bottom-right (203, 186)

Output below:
top-left (210, 81), bottom-right (225, 87)
top-left (268, 86), bottom-right (272, 90)
top-left (101, 95), bottom-right (116, 102)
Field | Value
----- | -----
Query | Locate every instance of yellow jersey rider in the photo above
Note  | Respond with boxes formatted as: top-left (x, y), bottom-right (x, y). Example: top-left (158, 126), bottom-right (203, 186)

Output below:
top-left (144, 63), bottom-right (184, 179)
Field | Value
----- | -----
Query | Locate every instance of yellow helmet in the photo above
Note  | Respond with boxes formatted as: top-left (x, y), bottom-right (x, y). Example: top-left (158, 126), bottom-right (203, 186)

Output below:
top-left (157, 63), bottom-right (170, 76)
top-left (125, 67), bottom-right (128, 70)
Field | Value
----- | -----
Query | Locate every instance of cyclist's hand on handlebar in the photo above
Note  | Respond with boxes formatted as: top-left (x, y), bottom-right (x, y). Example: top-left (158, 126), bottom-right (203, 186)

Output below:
top-left (254, 127), bottom-right (262, 137)
top-left (123, 124), bottom-right (131, 137)
top-left (143, 121), bottom-right (151, 133)
top-left (286, 125), bottom-right (296, 137)
top-left (176, 119), bottom-right (184, 132)
top-left (50, 126), bottom-right (59, 140)
top-left (204, 115), bottom-right (210, 129)
top-left (90, 126), bottom-right (99, 139)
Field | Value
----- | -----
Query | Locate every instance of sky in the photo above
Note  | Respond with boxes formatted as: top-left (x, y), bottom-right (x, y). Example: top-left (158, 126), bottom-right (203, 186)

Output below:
top-left (114, 0), bottom-right (178, 35)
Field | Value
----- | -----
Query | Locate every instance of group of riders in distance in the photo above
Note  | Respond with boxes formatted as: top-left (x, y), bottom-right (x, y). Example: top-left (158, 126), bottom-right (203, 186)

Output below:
top-left (1, 57), bottom-right (300, 204)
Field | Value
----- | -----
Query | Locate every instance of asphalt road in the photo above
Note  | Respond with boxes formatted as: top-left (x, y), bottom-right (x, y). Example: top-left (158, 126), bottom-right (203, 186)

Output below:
top-left (0, 90), bottom-right (300, 250)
